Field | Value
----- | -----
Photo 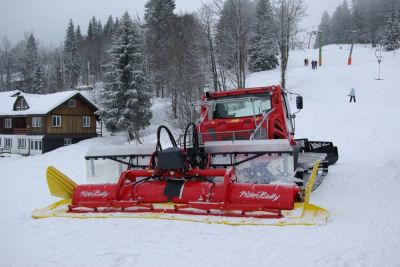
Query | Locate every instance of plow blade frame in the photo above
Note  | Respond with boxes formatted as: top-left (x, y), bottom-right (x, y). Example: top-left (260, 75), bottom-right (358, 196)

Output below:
top-left (32, 162), bottom-right (328, 226)
top-left (296, 138), bottom-right (339, 165)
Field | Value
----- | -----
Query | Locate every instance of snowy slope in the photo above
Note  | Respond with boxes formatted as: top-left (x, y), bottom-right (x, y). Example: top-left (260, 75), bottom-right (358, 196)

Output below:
top-left (1, 45), bottom-right (400, 267)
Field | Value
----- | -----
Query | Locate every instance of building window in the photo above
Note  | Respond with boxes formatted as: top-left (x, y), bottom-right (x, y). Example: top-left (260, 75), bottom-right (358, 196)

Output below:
top-left (4, 138), bottom-right (12, 148)
top-left (4, 118), bottom-right (12, 128)
top-left (15, 98), bottom-right (29, 111)
top-left (82, 116), bottom-right (91, 127)
top-left (52, 116), bottom-right (61, 127)
top-left (32, 117), bottom-right (43, 128)
top-left (68, 99), bottom-right (76, 107)
top-left (31, 140), bottom-right (42, 150)
top-left (18, 138), bottom-right (26, 149)
top-left (64, 138), bottom-right (72, 146)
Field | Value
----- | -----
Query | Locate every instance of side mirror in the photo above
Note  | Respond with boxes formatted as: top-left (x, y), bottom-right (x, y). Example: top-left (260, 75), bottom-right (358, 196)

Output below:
top-left (296, 96), bottom-right (303, 110)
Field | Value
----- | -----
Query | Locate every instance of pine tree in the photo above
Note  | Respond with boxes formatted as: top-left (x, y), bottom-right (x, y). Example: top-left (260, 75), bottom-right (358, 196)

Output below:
top-left (32, 64), bottom-right (45, 94)
top-left (85, 16), bottom-right (106, 84)
top-left (314, 11), bottom-right (331, 48)
top-left (75, 25), bottom-right (84, 84)
top-left (248, 0), bottom-right (278, 72)
top-left (63, 19), bottom-right (80, 89)
top-left (114, 17), bottom-right (120, 30)
top-left (22, 33), bottom-right (39, 92)
top-left (87, 17), bottom-right (97, 39)
top-left (103, 16), bottom-right (115, 37)
top-left (330, 1), bottom-right (352, 44)
top-left (51, 50), bottom-right (64, 91)
top-left (216, 0), bottom-right (253, 88)
top-left (96, 20), bottom-right (103, 36)
top-left (144, 0), bottom-right (176, 32)
top-left (75, 25), bottom-right (83, 43)
top-left (144, 0), bottom-right (176, 98)
top-left (351, 0), bottom-right (367, 42)
top-left (98, 12), bottom-right (152, 141)
top-left (384, 1), bottom-right (400, 50)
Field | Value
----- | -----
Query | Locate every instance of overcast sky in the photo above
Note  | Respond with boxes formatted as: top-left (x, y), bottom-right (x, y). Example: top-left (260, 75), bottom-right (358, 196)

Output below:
top-left (0, 0), bottom-right (343, 46)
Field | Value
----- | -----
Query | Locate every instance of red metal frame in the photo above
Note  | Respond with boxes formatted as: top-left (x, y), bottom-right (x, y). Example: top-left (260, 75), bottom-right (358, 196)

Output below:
top-left (69, 167), bottom-right (299, 219)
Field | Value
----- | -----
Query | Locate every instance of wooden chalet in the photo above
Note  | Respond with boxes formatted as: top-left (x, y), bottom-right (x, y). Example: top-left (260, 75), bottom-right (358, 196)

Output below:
top-left (0, 90), bottom-right (99, 155)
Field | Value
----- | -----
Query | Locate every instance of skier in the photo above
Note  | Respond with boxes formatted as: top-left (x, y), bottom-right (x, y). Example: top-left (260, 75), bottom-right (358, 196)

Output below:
top-left (348, 87), bottom-right (356, 103)
top-left (311, 60), bottom-right (316, 69)
top-left (304, 58), bottom-right (309, 66)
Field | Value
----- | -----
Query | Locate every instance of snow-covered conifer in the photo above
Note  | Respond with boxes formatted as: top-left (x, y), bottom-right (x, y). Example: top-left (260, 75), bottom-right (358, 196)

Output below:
top-left (384, 2), bottom-right (400, 51)
top-left (22, 33), bottom-right (39, 92)
top-left (87, 17), bottom-right (97, 39)
top-left (53, 52), bottom-right (64, 91)
top-left (114, 17), bottom-right (120, 31)
top-left (75, 25), bottom-right (83, 44)
top-left (248, 0), bottom-right (278, 72)
top-left (314, 11), bottom-right (331, 48)
top-left (32, 64), bottom-right (45, 94)
top-left (98, 12), bottom-right (152, 141)
top-left (144, 0), bottom-right (176, 97)
top-left (103, 16), bottom-right (115, 37)
top-left (63, 19), bottom-right (80, 89)
top-left (330, 1), bottom-right (352, 44)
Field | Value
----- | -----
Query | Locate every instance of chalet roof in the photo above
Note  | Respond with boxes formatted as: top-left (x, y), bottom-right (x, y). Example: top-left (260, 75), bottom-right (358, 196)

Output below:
top-left (0, 90), bottom-right (98, 116)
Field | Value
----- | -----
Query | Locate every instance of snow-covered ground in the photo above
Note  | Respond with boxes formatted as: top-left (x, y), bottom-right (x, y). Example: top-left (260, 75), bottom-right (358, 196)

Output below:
top-left (1, 45), bottom-right (400, 267)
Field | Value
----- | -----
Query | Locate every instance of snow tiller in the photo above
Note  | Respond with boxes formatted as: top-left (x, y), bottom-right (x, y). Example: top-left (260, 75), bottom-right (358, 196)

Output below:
top-left (32, 125), bottom-right (328, 226)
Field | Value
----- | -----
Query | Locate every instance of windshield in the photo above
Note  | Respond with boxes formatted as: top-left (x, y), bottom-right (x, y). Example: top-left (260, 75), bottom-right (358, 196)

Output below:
top-left (212, 96), bottom-right (271, 119)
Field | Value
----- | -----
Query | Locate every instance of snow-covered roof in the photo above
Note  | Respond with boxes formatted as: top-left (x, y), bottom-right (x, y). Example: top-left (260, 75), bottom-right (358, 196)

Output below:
top-left (0, 90), bottom-right (97, 116)
top-left (85, 144), bottom-right (156, 158)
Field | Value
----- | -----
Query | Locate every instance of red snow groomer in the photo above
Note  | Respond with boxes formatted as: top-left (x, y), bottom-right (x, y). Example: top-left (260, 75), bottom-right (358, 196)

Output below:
top-left (33, 85), bottom-right (337, 225)
top-left (196, 85), bottom-right (338, 189)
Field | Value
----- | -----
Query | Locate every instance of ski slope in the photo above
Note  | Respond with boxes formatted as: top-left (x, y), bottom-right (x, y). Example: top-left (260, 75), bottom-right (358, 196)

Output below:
top-left (1, 45), bottom-right (400, 267)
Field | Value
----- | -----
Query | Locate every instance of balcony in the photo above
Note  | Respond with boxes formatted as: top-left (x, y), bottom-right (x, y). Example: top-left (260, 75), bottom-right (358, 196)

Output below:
top-left (14, 128), bottom-right (28, 135)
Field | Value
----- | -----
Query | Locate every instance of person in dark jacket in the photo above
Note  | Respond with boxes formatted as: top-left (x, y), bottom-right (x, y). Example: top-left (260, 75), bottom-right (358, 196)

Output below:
top-left (311, 60), bottom-right (316, 69)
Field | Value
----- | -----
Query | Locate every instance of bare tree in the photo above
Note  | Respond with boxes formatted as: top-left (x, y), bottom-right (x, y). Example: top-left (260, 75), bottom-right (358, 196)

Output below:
top-left (167, 13), bottom-right (208, 125)
top-left (216, 0), bottom-right (253, 89)
top-left (199, 4), bottom-right (220, 91)
top-left (0, 37), bottom-right (13, 91)
top-left (272, 0), bottom-right (306, 89)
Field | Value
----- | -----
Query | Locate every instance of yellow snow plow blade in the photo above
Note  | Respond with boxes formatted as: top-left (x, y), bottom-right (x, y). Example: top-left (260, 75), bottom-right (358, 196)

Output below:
top-left (46, 166), bottom-right (77, 199)
top-left (32, 163), bottom-right (328, 226)
top-left (32, 201), bottom-right (327, 225)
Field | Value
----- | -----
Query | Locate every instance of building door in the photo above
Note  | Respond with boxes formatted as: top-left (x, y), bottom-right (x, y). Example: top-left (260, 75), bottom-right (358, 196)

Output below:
top-left (30, 140), bottom-right (43, 155)
top-left (14, 117), bottom-right (27, 128)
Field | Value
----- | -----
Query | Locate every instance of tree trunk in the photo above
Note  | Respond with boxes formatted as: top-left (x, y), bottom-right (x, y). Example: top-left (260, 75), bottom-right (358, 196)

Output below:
top-left (207, 23), bottom-right (219, 91)
top-left (172, 92), bottom-right (177, 119)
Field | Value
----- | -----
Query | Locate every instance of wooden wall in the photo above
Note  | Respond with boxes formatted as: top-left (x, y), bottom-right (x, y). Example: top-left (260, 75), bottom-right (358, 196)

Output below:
top-left (0, 95), bottom-right (98, 136)
top-left (29, 116), bottom-right (46, 134)
top-left (46, 96), bottom-right (97, 135)
top-left (0, 118), bottom-right (13, 134)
